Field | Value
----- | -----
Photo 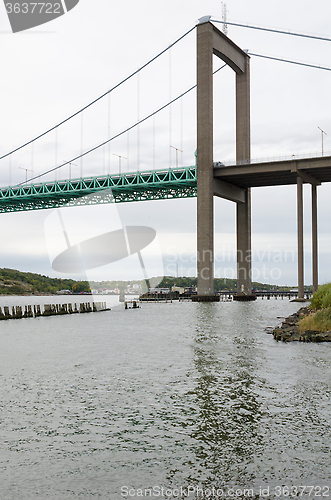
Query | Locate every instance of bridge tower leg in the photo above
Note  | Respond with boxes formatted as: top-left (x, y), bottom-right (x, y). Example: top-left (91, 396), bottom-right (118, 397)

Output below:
top-left (236, 59), bottom-right (252, 296)
top-left (196, 20), bottom-right (214, 298)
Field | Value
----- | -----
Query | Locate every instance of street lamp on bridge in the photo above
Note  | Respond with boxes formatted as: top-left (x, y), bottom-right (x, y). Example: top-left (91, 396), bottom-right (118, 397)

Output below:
top-left (63, 160), bottom-right (78, 180)
top-left (318, 126), bottom-right (327, 156)
top-left (19, 167), bottom-right (34, 184)
top-left (113, 153), bottom-right (127, 174)
top-left (170, 145), bottom-right (183, 169)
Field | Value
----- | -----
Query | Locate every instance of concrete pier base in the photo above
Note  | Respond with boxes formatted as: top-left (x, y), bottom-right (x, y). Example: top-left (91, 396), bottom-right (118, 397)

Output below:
top-left (233, 295), bottom-right (257, 302)
top-left (191, 295), bottom-right (220, 302)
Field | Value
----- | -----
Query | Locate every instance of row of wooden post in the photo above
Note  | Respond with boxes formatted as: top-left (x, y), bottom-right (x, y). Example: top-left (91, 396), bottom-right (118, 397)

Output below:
top-left (0, 302), bottom-right (108, 320)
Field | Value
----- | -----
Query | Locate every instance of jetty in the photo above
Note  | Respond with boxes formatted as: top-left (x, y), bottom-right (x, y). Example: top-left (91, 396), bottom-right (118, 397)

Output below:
top-left (139, 290), bottom-right (313, 303)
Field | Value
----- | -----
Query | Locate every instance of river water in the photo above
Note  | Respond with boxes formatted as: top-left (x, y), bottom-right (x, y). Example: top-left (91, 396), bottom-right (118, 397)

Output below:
top-left (0, 296), bottom-right (331, 500)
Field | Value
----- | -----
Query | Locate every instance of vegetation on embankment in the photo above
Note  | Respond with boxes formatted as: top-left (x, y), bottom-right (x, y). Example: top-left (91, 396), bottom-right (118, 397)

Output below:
top-left (273, 283), bottom-right (331, 342)
top-left (298, 283), bottom-right (331, 333)
top-left (299, 308), bottom-right (331, 333)
top-left (0, 268), bottom-right (90, 295)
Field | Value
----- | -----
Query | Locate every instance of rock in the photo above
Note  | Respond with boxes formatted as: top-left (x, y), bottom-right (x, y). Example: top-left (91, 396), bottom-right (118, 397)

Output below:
top-left (273, 328), bottom-right (283, 341)
top-left (288, 334), bottom-right (301, 342)
top-left (281, 332), bottom-right (295, 342)
top-left (317, 332), bottom-right (331, 342)
top-left (290, 298), bottom-right (310, 303)
top-left (271, 307), bottom-right (331, 343)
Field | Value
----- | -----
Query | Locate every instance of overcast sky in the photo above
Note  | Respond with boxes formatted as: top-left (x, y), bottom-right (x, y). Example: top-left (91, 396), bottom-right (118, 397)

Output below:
top-left (0, 0), bottom-right (330, 287)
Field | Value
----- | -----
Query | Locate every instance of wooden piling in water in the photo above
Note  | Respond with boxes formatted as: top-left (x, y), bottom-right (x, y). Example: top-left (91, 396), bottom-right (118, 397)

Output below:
top-left (0, 301), bottom-right (110, 321)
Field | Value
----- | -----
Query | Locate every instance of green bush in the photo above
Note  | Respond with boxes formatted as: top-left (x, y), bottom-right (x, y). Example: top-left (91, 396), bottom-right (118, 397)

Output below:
top-left (321, 289), bottom-right (331, 309)
top-left (310, 283), bottom-right (331, 310)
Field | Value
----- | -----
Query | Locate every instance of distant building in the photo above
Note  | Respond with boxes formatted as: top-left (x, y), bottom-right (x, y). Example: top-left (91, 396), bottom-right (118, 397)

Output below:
top-left (149, 287), bottom-right (170, 294)
top-left (126, 284), bottom-right (142, 293)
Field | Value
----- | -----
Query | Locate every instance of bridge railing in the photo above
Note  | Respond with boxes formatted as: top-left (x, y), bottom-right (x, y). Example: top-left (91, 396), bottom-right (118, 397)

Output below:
top-left (221, 150), bottom-right (331, 167)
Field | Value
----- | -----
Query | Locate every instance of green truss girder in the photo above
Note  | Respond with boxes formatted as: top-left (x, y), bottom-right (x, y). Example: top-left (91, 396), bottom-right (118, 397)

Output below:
top-left (0, 166), bottom-right (197, 213)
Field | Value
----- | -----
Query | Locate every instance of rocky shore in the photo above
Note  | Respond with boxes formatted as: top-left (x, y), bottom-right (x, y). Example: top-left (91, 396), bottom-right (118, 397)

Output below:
top-left (272, 306), bottom-right (331, 342)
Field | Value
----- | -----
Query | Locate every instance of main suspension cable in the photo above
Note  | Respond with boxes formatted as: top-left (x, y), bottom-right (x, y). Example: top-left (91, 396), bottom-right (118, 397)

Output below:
top-left (1, 25), bottom-right (196, 162)
top-left (211, 19), bottom-right (331, 43)
top-left (17, 63), bottom-right (228, 186)
top-left (248, 52), bottom-right (331, 71)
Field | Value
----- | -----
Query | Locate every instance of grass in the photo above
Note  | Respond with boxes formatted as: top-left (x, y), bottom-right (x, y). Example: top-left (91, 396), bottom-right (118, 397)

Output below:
top-left (298, 282), bottom-right (331, 333)
top-left (299, 308), bottom-right (331, 333)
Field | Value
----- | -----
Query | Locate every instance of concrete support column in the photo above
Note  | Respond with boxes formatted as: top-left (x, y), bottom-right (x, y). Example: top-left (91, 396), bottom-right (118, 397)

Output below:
top-left (236, 59), bottom-right (252, 295)
top-left (297, 176), bottom-right (304, 298)
top-left (312, 184), bottom-right (318, 292)
top-left (237, 189), bottom-right (251, 294)
top-left (196, 22), bottom-right (214, 296)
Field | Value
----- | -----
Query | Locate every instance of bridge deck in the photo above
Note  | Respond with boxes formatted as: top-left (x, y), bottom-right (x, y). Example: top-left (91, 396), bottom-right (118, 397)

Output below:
top-left (0, 167), bottom-right (197, 213)
top-left (1, 155), bottom-right (331, 213)
top-left (213, 155), bottom-right (331, 187)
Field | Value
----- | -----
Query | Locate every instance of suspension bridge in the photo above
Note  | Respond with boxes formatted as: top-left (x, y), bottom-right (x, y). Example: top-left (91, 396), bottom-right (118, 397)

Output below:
top-left (1, 17), bottom-right (331, 300)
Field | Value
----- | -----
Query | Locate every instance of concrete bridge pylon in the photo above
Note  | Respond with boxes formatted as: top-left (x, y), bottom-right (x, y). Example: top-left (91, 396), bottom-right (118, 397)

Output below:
top-left (196, 17), bottom-right (253, 300)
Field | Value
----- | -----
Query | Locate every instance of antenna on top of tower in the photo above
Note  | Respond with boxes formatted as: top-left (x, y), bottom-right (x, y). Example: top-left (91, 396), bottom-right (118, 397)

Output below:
top-left (221, 2), bottom-right (228, 36)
